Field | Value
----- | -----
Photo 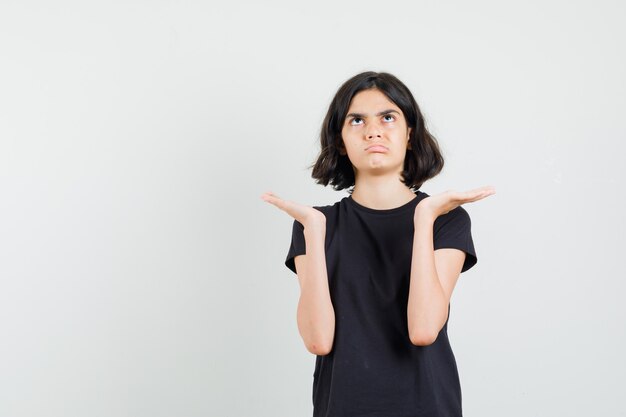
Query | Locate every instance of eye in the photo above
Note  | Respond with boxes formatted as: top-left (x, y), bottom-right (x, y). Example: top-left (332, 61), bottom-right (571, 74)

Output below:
top-left (350, 117), bottom-right (363, 126)
top-left (383, 114), bottom-right (395, 122)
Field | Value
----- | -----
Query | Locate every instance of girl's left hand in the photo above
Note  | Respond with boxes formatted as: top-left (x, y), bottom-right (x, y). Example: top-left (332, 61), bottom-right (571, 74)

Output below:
top-left (415, 185), bottom-right (496, 220)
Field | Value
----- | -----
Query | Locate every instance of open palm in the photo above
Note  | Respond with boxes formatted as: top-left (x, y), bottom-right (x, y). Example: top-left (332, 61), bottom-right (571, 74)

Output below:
top-left (416, 185), bottom-right (496, 218)
top-left (260, 191), bottom-right (326, 229)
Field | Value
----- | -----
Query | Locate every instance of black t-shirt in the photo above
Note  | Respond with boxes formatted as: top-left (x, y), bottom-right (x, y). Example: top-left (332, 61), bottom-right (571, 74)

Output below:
top-left (284, 190), bottom-right (477, 417)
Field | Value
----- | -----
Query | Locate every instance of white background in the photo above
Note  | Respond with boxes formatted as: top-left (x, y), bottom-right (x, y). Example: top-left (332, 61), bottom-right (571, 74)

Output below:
top-left (1, 1), bottom-right (625, 416)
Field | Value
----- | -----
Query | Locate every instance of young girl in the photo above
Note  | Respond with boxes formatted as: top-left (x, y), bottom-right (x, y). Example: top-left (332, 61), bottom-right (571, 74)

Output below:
top-left (261, 71), bottom-right (495, 417)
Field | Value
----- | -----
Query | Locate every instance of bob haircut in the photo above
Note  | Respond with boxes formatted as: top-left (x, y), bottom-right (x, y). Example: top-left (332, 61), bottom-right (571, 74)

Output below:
top-left (310, 71), bottom-right (444, 193)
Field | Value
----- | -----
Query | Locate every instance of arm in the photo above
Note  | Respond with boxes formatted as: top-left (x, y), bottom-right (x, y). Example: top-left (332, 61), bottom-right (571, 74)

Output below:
top-left (407, 212), bottom-right (466, 346)
top-left (294, 221), bottom-right (335, 355)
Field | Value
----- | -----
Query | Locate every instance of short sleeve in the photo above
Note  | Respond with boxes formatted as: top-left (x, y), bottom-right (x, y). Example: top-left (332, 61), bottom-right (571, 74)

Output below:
top-left (284, 219), bottom-right (306, 275)
top-left (433, 206), bottom-right (478, 273)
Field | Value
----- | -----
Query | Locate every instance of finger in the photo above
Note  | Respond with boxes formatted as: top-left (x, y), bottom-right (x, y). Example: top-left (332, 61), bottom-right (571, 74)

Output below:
top-left (464, 186), bottom-right (496, 200)
top-left (261, 192), bottom-right (284, 207)
top-left (452, 189), bottom-right (481, 202)
top-left (475, 185), bottom-right (496, 195)
top-left (477, 186), bottom-right (496, 199)
top-left (464, 188), bottom-right (496, 203)
top-left (262, 192), bottom-right (295, 214)
top-left (465, 186), bottom-right (492, 194)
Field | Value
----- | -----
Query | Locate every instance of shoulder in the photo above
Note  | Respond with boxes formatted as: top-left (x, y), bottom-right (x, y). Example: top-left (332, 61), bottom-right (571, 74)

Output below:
top-left (434, 205), bottom-right (471, 231)
top-left (312, 199), bottom-right (342, 218)
top-left (432, 205), bottom-right (473, 250)
top-left (290, 200), bottom-right (341, 232)
top-left (441, 204), bottom-right (471, 221)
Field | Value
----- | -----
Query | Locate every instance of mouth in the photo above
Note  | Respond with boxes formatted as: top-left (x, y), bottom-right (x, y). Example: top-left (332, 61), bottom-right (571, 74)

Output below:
top-left (365, 145), bottom-right (389, 153)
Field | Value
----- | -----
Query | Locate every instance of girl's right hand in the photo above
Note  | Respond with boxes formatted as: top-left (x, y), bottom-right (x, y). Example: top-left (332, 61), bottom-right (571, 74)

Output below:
top-left (260, 191), bottom-right (326, 230)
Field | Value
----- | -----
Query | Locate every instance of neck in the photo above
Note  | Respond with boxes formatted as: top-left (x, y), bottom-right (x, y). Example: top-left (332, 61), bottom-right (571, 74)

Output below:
top-left (351, 174), bottom-right (416, 210)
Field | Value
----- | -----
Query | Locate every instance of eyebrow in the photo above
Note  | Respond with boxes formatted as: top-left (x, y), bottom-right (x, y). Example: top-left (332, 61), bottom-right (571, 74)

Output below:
top-left (345, 109), bottom-right (401, 119)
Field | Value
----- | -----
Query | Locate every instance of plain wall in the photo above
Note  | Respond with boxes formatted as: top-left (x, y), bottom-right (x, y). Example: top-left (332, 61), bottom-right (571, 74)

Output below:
top-left (1, 0), bottom-right (624, 416)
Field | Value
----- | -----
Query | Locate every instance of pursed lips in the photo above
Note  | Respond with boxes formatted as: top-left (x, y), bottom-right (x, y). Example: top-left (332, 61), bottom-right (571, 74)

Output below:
top-left (365, 144), bottom-right (389, 152)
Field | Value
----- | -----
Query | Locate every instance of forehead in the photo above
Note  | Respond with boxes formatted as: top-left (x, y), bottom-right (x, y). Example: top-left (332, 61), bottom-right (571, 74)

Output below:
top-left (347, 88), bottom-right (400, 111)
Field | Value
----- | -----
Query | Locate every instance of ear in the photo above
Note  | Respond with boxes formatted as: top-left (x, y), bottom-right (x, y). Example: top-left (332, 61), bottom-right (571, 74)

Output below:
top-left (338, 139), bottom-right (347, 155)
top-left (407, 127), bottom-right (412, 150)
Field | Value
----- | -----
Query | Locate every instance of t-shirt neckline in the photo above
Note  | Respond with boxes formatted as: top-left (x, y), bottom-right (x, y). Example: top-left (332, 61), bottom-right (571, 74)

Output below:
top-left (346, 191), bottom-right (423, 215)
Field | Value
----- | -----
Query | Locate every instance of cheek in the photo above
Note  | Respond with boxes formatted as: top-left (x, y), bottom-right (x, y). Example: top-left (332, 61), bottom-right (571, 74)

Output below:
top-left (340, 128), bottom-right (355, 144)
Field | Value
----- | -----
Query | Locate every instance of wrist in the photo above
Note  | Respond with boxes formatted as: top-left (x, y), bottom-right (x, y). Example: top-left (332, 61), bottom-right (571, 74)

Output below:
top-left (303, 220), bottom-right (326, 236)
top-left (413, 207), bottom-right (437, 224)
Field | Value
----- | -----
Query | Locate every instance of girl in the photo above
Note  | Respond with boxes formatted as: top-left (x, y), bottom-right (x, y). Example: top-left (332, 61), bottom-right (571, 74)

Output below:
top-left (261, 71), bottom-right (495, 417)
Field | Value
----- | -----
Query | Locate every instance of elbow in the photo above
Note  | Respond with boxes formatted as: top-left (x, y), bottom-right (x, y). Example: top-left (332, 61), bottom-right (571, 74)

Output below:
top-left (409, 330), bottom-right (438, 347)
top-left (306, 339), bottom-right (333, 356)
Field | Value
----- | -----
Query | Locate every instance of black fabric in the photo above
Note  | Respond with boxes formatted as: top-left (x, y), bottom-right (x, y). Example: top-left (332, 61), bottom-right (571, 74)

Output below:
top-left (284, 190), bottom-right (477, 417)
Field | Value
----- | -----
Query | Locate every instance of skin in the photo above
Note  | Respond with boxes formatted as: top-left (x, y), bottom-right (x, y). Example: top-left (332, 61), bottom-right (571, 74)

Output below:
top-left (261, 87), bottom-right (496, 353)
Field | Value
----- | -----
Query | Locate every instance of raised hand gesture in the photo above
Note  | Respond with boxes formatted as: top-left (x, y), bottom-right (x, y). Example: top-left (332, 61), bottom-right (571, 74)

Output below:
top-left (260, 191), bottom-right (326, 231)
top-left (416, 185), bottom-right (496, 220)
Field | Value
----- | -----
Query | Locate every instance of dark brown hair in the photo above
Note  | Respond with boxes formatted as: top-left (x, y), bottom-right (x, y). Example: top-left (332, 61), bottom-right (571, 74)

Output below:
top-left (309, 71), bottom-right (444, 193)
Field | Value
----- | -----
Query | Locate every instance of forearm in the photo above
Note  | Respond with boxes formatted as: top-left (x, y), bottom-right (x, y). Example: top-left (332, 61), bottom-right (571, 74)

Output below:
top-left (407, 213), bottom-right (448, 346)
top-left (297, 225), bottom-right (335, 355)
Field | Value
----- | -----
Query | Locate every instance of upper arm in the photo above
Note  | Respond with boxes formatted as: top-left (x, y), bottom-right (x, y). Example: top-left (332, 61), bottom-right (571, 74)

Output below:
top-left (433, 206), bottom-right (478, 274)
top-left (285, 219), bottom-right (306, 276)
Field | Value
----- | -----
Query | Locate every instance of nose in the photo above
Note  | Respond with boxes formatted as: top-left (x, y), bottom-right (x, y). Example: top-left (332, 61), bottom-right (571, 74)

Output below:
top-left (365, 122), bottom-right (382, 140)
